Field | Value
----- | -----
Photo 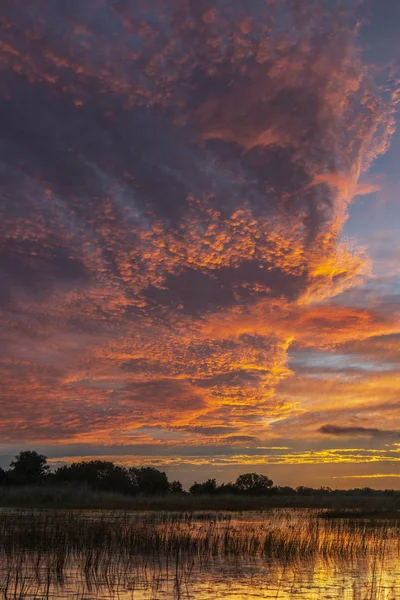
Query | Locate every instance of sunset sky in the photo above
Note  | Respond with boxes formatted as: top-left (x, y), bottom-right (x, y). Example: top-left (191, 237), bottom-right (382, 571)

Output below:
top-left (1, 0), bottom-right (400, 489)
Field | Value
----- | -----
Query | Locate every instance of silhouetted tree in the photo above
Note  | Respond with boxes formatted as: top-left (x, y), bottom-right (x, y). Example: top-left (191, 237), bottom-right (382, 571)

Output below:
top-left (275, 486), bottom-right (296, 495)
top-left (296, 486), bottom-right (314, 496)
top-left (215, 482), bottom-right (239, 495)
top-left (129, 467), bottom-right (170, 495)
top-left (7, 449), bottom-right (400, 501)
top-left (189, 479), bottom-right (217, 495)
top-left (54, 461), bottom-right (132, 494)
top-left (169, 480), bottom-right (184, 493)
top-left (0, 467), bottom-right (8, 486)
top-left (9, 451), bottom-right (50, 485)
top-left (235, 473), bottom-right (273, 494)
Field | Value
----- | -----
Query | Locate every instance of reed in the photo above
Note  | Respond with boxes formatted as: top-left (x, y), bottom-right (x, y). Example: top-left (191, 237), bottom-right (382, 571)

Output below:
top-left (0, 509), bottom-right (398, 599)
top-left (0, 509), bottom-right (396, 562)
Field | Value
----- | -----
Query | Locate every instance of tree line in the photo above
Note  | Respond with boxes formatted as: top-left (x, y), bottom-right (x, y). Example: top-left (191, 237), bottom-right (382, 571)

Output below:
top-left (0, 451), bottom-right (397, 497)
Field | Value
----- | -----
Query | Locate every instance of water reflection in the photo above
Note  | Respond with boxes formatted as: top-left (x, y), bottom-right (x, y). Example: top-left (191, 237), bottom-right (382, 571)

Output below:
top-left (0, 509), bottom-right (399, 599)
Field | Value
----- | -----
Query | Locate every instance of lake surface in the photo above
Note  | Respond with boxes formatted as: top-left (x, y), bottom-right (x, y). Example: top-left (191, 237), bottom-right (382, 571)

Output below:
top-left (0, 509), bottom-right (399, 599)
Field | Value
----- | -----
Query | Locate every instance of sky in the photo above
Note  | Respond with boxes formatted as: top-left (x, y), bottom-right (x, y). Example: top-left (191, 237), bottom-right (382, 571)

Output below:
top-left (1, 0), bottom-right (400, 489)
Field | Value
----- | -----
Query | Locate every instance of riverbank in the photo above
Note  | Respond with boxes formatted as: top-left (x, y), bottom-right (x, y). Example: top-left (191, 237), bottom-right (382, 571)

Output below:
top-left (0, 485), bottom-right (398, 511)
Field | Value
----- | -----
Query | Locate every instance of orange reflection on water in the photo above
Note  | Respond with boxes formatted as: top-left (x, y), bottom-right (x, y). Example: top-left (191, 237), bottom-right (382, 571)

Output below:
top-left (1, 509), bottom-right (400, 599)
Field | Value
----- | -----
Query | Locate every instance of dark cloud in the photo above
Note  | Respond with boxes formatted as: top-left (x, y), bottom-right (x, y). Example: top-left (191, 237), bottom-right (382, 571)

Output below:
top-left (223, 435), bottom-right (259, 443)
top-left (179, 426), bottom-right (239, 436)
top-left (1, 0), bottom-right (388, 314)
top-left (318, 425), bottom-right (400, 437)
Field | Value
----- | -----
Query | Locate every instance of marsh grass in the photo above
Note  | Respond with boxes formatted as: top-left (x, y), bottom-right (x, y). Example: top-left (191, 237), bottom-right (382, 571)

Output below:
top-left (1, 485), bottom-right (400, 511)
top-left (0, 485), bottom-right (137, 510)
top-left (1, 509), bottom-right (398, 561)
top-left (0, 509), bottom-right (399, 598)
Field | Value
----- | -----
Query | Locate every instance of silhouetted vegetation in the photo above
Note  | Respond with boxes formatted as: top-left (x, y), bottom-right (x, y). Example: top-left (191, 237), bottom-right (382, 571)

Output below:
top-left (169, 479), bottom-right (184, 493)
top-left (9, 451), bottom-right (50, 485)
top-left (0, 452), bottom-right (172, 497)
top-left (190, 478), bottom-right (218, 495)
top-left (235, 472), bottom-right (273, 494)
top-left (53, 460), bottom-right (133, 493)
top-left (0, 450), bottom-right (399, 510)
top-left (130, 466), bottom-right (170, 495)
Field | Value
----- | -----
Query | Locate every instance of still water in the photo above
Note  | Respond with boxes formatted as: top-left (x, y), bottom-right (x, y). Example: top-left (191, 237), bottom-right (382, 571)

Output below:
top-left (0, 509), bottom-right (399, 599)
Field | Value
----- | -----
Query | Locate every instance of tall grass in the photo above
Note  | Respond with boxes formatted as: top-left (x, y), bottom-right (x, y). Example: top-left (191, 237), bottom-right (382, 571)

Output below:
top-left (0, 509), bottom-right (399, 598)
top-left (0, 484), bottom-right (399, 511)
top-left (0, 511), bottom-right (398, 567)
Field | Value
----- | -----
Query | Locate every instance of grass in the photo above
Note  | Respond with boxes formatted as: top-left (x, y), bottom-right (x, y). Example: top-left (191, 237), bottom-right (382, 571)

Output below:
top-left (0, 484), bottom-right (137, 510)
top-left (0, 509), bottom-right (398, 598)
top-left (0, 484), bottom-right (399, 511)
top-left (0, 509), bottom-right (393, 559)
top-left (321, 508), bottom-right (400, 519)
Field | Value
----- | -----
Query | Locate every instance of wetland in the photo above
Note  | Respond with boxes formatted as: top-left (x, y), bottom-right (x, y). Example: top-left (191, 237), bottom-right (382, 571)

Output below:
top-left (1, 508), bottom-right (399, 599)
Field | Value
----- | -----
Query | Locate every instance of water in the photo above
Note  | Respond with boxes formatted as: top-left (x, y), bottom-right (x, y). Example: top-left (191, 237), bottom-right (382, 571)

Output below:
top-left (0, 509), bottom-right (399, 599)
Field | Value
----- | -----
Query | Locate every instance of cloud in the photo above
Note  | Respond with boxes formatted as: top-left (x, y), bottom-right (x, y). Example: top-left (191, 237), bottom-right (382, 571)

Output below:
top-left (318, 424), bottom-right (400, 437)
top-left (177, 426), bottom-right (239, 436)
top-left (332, 473), bottom-right (400, 479)
top-left (44, 447), bottom-right (400, 468)
top-left (223, 435), bottom-right (259, 443)
top-left (0, 0), bottom-right (398, 452)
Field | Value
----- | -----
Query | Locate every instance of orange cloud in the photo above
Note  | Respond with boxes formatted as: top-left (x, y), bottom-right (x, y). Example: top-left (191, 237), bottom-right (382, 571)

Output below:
top-left (0, 0), bottom-right (399, 475)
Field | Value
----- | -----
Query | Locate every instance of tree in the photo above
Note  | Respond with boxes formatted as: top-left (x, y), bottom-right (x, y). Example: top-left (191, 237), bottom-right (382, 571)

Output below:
top-left (54, 461), bottom-right (132, 494)
top-left (9, 451), bottom-right (50, 485)
top-left (296, 486), bottom-right (314, 496)
top-left (169, 480), bottom-right (184, 493)
top-left (235, 473), bottom-right (273, 495)
top-left (0, 467), bottom-right (8, 486)
top-left (215, 482), bottom-right (239, 495)
top-left (129, 467), bottom-right (170, 495)
top-left (189, 479), bottom-right (217, 495)
top-left (275, 485), bottom-right (296, 495)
